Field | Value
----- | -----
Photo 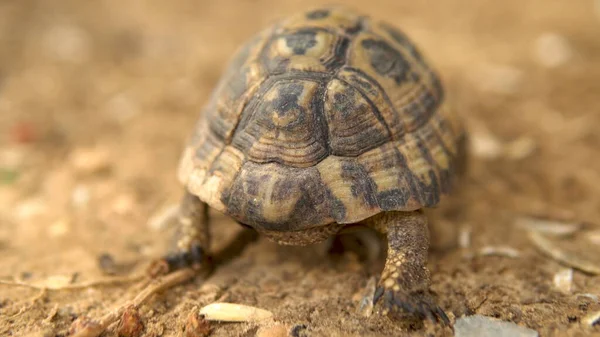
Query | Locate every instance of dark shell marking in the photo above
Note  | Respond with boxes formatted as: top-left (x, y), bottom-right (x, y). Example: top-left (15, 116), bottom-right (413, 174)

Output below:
top-left (178, 6), bottom-right (465, 231)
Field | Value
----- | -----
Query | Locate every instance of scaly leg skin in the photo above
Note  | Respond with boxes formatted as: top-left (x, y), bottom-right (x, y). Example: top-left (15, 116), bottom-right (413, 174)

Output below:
top-left (365, 210), bottom-right (450, 325)
top-left (152, 191), bottom-right (212, 275)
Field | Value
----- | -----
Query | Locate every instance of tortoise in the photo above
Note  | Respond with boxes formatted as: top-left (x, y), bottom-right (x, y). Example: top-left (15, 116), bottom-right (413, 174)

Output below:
top-left (161, 6), bottom-right (466, 324)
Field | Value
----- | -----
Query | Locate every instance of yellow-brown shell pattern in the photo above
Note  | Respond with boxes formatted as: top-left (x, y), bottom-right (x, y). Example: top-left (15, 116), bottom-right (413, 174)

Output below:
top-left (178, 6), bottom-right (466, 231)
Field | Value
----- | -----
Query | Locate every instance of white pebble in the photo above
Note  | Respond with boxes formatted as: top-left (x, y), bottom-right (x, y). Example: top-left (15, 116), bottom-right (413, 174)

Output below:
top-left (534, 33), bottom-right (573, 68)
top-left (0, 146), bottom-right (27, 170)
top-left (505, 137), bottom-right (537, 160)
top-left (71, 185), bottom-right (91, 209)
top-left (47, 218), bottom-right (70, 238)
top-left (455, 315), bottom-right (539, 337)
top-left (471, 64), bottom-right (523, 95)
top-left (470, 132), bottom-right (503, 160)
top-left (43, 24), bottom-right (91, 64)
top-left (458, 226), bottom-right (472, 249)
top-left (104, 93), bottom-right (140, 124)
top-left (552, 268), bottom-right (573, 294)
top-left (199, 303), bottom-right (273, 322)
top-left (15, 198), bottom-right (48, 221)
top-left (583, 310), bottom-right (600, 327)
top-left (69, 147), bottom-right (111, 174)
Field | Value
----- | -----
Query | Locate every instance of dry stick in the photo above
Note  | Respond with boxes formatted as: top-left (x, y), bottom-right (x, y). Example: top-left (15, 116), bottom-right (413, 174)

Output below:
top-left (528, 231), bottom-right (600, 275)
top-left (70, 228), bottom-right (260, 337)
top-left (0, 274), bottom-right (145, 290)
top-left (70, 268), bottom-right (197, 337)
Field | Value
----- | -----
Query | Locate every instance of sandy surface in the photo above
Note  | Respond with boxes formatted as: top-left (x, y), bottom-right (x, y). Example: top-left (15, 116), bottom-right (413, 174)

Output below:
top-left (1, 0), bottom-right (600, 336)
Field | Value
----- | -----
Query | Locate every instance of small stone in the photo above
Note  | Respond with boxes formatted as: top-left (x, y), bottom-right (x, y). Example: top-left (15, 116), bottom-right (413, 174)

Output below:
top-left (70, 146), bottom-right (111, 174)
top-left (33, 274), bottom-right (74, 289)
top-left (10, 121), bottom-right (38, 144)
top-left (71, 185), bottom-right (91, 209)
top-left (43, 24), bottom-right (91, 63)
top-left (47, 218), bottom-right (70, 238)
top-left (505, 137), bottom-right (537, 160)
top-left (470, 132), bottom-right (503, 160)
top-left (98, 253), bottom-right (117, 275)
top-left (553, 268), bottom-right (573, 294)
top-left (583, 310), bottom-right (600, 327)
top-left (184, 311), bottom-right (211, 337)
top-left (15, 198), bottom-right (48, 221)
top-left (111, 194), bottom-right (136, 215)
top-left (534, 33), bottom-right (572, 68)
top-left (0, 146), bottom-right (27, 170)
top-left (104, 93), bottom-right (140, 124)
top-left (455, 315), bottom-right (539, 337)
top-left (117, 306), bottom-right (144, 337)
top-left (256, 324), bottom-right (288, 337)
top-left (458, 226), bottom-right (472, 249)
top-left (471, 64), bottom-right (522, 95)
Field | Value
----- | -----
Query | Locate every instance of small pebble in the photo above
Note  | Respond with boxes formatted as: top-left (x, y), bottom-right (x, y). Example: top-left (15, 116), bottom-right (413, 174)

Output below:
top-left (184, 311), bottom-right (211, 337)
top-left (42, 24), bottom-right (91, 63)
top-left (458, 226), bottom-right (472, 249)
top-left (97, 253), bottom-right (117, 275)
top-left (47, 218), bottom-right (70, 238)
top-left (505, 137), bottom-right (537, 160)
top-left (33, 274), bottom-right (75, 289)
top-left (534, 33), bottom-right (572, 68)
top-left (471, 64), bottom-right (523, 95)
top-left (199, 303), bottom-right (273, 322)
top-left (0, 146), bottom-right (27, 170)
top-left (583, 310), bottom-right (600, 327)
top-left (71, 185), bottom-right (91, 209)
top-left (470, 132), bottom-right (503, 160)
top-left (117, 306), bottom-right (144, 337)
top-left (104, 93), bottom-right (140, 124)
top-left (552, 268), bottom-right (573, 294)
top-left (111, 194), bottom-right (137, 215)
top-left (290, 324), bottom-right (309, 337)
top-left (455, 315), bottom-right (539, 337)
top-left (70, 147), bottom-right (111, 174)
top-left (15, 198), bottom-right (48, 221)
top-left (10, 121), bottom-right (38, 144)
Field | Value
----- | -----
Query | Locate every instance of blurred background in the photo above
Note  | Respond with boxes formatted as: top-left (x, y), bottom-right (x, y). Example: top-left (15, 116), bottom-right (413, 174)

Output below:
top-left (0, 1), bottom-right (599, 336)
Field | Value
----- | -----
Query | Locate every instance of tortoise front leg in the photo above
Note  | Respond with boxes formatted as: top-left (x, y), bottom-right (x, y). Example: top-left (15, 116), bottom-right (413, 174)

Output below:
top-left (365, 210), bottom-right (449, 325)
top-left (160, 191), bottom-right (212, 272)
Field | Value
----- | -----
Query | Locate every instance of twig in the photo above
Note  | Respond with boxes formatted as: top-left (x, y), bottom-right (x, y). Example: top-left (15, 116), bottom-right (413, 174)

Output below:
top-left (0, 274), bottom-right (145, 290)
top-left (528, 231), bottom-right (600, 275)
top-left (70, 268), bottom-right (196, 337)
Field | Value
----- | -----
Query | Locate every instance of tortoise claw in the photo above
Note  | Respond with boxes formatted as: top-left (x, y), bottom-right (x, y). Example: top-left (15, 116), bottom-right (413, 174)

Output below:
top-left (374, 285), bottom-right (450, 326)
top-left (148, 243), bottom-right (212, 277)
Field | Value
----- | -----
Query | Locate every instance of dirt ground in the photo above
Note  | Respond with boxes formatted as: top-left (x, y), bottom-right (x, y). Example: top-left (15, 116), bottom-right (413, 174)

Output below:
top-left (1, 0), bottom-right (600, 336)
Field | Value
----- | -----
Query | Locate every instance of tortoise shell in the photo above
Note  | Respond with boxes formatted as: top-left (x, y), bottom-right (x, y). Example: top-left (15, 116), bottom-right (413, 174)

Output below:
top-left (178, 6), bottom-right (465, 231)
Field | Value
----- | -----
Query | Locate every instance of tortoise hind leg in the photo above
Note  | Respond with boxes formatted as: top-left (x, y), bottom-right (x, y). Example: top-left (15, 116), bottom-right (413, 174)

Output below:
top-left (365, 210), bottom-right (449, 325)
top-left (157, 191), bottom-right (212, 273)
